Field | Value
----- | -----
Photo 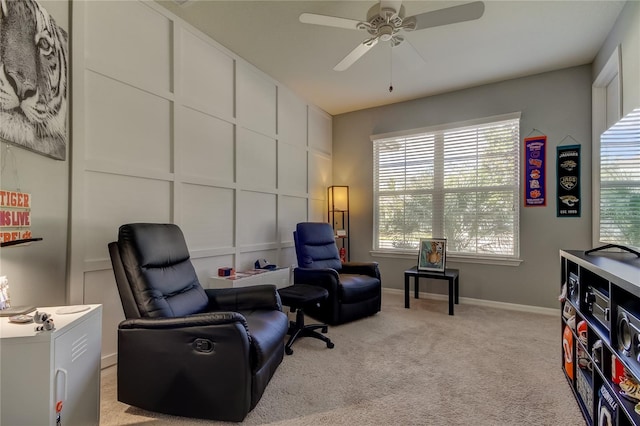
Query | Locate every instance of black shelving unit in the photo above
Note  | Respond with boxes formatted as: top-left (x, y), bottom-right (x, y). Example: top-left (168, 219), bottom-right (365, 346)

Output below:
top-left (560, 249), bottom-right (640, 425)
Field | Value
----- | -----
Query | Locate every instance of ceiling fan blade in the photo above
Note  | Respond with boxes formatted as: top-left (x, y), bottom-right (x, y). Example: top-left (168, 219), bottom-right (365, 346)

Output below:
top-left (410, 1), bottom-right (485, 30)
top-left (380, 0), bottom-right (403, 15)
top-left (334, 38), bottom-right (379, 71)
top-left (299, 13), bottom-right (362, 30)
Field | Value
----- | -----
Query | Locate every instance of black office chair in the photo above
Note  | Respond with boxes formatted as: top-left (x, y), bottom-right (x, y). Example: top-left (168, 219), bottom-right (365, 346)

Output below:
top-left (293, 222), bottom-right (382, 325)
top-left (108, 223), bottom-right (289, 422)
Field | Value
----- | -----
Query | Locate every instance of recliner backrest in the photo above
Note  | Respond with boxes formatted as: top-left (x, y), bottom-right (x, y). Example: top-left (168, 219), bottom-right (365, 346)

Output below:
top-left (294, 222), bottom-right (342, 270)
top-left (113, 223), bottom-right (209, 318)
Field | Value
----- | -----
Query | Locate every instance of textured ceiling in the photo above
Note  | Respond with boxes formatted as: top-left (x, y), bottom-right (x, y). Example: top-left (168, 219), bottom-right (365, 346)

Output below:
top-left (156, 0), bottom-right (626, 115)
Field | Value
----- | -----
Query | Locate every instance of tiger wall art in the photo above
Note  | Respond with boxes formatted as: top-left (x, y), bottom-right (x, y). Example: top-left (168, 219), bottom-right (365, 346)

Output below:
top-left (0, 0), bottom-right (68, 160)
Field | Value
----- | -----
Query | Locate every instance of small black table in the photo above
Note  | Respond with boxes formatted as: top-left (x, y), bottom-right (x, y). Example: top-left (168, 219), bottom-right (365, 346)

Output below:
top-left (404, 266), bottom-right (460, 315)
top-left (277, 284), bottom-right (335, 355)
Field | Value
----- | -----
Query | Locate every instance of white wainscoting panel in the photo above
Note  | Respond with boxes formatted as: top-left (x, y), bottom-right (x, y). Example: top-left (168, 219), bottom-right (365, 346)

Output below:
top-left (309, 151), bottom-right (332, 201)
top-left (279, 195), bottom-right (308, 243)
top-left (84, 1), bottom-right (171, 93)
top-left (237, 128), bottom-right (277, 190)
top-left (84, 72), bottom-right (171, 172)
top-left (309, 199), bottom-right (327, 222)
top-left (83, 172), bottom-right (172, 262)
top-left (278, 87), bottom-right (307, 146)
top-left (237, 191), bottom-right (277, 246)
top-left (278, 143), bottom-right (307, 194)
top-left (179, 107), bottom-right (234, 182)
top-left (237, 63), bottom-right (277, 137)
top-left (180, 184), bottom-right (234, 250)
top-left (180, 28), bottom-right (234, 120)
top-left (280, 247), bottom-right (298, 270)
top-left (71, 0), bottom-right (332, 368)
top-left (308, 106), bottom-right (333, 154)
top-left (83, 270), bottom-right (124, 367)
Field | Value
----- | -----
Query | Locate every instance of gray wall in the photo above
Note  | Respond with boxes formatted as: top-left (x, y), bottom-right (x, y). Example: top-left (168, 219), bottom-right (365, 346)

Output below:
top-left (593, 0), bottom-right (640, 116)
top-left (333, 66), bottom-right (593, 309)
top-left (0, 0), bottom-right (68, 308)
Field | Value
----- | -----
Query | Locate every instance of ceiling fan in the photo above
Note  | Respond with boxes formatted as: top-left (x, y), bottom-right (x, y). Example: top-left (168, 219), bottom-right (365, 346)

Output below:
top-left (299, 1), bottom-right (485, 72)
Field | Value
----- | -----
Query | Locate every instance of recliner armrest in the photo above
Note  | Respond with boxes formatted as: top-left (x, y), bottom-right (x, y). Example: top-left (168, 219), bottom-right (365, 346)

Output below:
top-left (340, 262), bottom-right (380, 279)
top-left (119, 311), bottom-right (249, 330)
top-left (293, 267), bottom-right (340, 292)
top-left (205, 285), bottom-right (282, 312)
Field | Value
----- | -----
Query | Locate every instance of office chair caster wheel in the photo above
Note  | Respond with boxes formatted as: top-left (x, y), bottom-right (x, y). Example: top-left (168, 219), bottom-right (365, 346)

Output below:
top-left (322, 326), bottom-right (328, 333)
top-left (327, 341), bottom-right (334, 349)
top-left (285, 346), bottom-right (293, 355)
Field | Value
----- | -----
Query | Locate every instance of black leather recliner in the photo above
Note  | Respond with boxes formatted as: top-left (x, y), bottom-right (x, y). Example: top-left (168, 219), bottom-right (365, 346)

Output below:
top-left (293, 222), bottom-right (381, 325)
top-left (108, 223), bottom-right (289, 422)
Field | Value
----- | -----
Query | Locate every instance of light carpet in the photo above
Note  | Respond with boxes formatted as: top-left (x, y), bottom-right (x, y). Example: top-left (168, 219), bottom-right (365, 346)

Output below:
top-left (100, 291), bottom-right (583, 425)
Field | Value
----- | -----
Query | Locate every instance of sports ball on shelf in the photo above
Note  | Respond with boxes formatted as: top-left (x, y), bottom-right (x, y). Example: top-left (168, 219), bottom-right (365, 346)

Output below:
top-left (563, 324), bottom-right (574, 380)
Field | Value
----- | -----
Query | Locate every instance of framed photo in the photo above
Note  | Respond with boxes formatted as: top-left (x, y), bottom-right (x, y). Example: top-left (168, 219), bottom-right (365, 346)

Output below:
top-left (418, 238), bottom-right (446, 272)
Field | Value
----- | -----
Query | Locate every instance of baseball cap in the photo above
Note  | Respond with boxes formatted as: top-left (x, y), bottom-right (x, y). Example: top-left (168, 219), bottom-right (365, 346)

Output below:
top-left (255, 259), bottom-right (277, 270)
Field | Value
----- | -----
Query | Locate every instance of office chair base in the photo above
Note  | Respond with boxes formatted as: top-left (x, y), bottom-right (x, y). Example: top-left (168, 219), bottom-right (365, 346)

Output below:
top-left (285, 309), bottom-right (334, 355)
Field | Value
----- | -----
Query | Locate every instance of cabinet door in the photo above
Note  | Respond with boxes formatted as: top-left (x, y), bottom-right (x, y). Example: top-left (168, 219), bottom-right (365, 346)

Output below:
top-left (0, 339), bottom-right (52, 425)
top-left (54, 312), bottom-right (102, 426)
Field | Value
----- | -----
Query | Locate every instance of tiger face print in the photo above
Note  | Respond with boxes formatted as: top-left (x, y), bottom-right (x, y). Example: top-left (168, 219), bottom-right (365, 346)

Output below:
top-left (0, 0), bottom-right (68, 160)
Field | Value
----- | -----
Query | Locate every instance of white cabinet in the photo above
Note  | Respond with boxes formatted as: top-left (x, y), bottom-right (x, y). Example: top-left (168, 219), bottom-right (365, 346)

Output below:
top-left (0, 305), bottom-right (102, 426)
top-left (209, 267), bottom-right (291, 289)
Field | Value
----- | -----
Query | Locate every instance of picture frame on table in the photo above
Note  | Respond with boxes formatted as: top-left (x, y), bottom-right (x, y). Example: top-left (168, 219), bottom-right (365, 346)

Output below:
top-left (418, 238), bottom-right (446, 273)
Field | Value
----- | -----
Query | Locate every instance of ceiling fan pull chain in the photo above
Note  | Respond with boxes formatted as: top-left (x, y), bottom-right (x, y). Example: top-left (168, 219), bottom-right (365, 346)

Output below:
top-left (389, 44), bottom-right (392, 92)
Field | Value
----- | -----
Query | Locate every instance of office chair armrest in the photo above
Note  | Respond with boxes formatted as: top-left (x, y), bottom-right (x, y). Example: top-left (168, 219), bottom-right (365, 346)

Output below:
top-left (341, 261), bottom-right (381, 278)
top-left (293, 267), bottom-right (340, 292)
top-left (205, 285), bottom-right (282, 312)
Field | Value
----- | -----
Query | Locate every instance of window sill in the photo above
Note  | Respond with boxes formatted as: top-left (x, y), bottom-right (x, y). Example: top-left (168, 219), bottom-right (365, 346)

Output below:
top-left (370, 250), bottom-right (523, 267)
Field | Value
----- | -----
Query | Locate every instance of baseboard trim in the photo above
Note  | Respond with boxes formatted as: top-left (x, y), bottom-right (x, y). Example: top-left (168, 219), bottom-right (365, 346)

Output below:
top-left (382, 288), bottom-right (559, 316)
top-left (102, 353), bottom-right (117, 369)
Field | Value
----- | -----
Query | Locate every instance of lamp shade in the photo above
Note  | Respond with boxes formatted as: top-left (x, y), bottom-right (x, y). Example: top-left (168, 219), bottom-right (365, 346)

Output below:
top-left (328, 186), bottom-right (349, 212)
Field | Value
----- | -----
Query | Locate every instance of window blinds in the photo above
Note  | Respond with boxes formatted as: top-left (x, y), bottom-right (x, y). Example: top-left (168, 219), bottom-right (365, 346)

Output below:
top-left (599, 107), bottom-right (640, 248)
top-left (373, 114), bottom-right (520, 258)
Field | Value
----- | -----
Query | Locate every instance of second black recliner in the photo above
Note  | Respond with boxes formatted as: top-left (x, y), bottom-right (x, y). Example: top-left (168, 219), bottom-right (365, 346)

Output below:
top-left (293, 222), bottom-right (382, 325)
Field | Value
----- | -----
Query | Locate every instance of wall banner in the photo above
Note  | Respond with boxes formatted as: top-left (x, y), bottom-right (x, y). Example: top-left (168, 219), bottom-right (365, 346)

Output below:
top-left (524, 136), bottom-right (547, 207)
top-left (556, 145), bottom-right (581, 217)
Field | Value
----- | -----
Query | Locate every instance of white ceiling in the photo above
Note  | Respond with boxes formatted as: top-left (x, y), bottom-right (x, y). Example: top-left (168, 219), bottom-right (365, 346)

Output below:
top-left (157, 0), bottom-right (626, 115)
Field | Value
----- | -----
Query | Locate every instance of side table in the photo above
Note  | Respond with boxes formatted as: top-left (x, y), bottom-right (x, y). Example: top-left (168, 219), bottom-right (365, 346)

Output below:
top-left (209, 266), bottom-right (290, 289)
top-left (404, 266), bottom-right (459, 315)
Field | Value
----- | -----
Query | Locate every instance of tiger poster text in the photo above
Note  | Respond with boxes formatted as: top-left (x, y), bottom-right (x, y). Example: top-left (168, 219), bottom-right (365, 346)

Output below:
top-left (0, 190), bottom-right (33, 243)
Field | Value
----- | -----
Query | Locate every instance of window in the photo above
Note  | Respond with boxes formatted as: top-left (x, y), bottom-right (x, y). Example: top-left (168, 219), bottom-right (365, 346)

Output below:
top-left (599, 107), bottom-right (640, 248)
top-left (372, 113), bottom-right (521, 260)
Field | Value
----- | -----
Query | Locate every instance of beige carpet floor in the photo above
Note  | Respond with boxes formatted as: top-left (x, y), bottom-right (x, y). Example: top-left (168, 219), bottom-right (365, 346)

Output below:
top-left (100, 291), bottom-right (584, 425)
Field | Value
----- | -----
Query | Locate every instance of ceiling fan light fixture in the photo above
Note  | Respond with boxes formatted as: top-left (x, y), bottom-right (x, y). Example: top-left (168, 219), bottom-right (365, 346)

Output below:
top-left (379, 25), bottom-right (394, 42)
